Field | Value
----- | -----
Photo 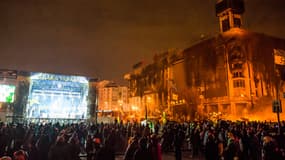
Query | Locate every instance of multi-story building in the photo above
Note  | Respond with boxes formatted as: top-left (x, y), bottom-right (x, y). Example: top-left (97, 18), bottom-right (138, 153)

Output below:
top-left (126, 0), bottom-right (285, 121)
top-left (125, 50), bottom-right (185, 120)
top-left (97, 80), bottom-right (129, 113)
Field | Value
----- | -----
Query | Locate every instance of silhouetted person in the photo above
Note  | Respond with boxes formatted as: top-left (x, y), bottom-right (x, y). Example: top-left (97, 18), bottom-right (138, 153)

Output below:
top-left (48, 135), bottom-right (70, 160)
top-left (124, 135), bottom-right (139, 160)
top-left (149, 134), bottom-right (162, 160)
top-left (13, 150), bottom-right (28, 160)
top-left (95, 138), bottom-right (115, 160)
top-left (205, 133), bottom-right (218, 160)
top-left (174, 129), bottom-right (184, 160)
top-left (133, 137), bottom-right (153, 160)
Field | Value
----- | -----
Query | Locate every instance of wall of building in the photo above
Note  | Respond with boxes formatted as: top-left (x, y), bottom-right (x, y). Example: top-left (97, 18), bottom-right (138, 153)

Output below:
top-left (179, 28), bottom-right (285, 120)
top-left (97, 81), bottom-right (129, 112)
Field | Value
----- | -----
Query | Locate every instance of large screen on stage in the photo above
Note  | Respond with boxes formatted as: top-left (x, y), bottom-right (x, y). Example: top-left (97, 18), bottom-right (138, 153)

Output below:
top-left (0, 84), bottom-right (16, 103)
top-left (26, 73), bottom-right (89, 119)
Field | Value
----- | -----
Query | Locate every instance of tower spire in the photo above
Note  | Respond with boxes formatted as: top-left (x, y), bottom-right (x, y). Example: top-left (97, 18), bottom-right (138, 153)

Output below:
top-left (216, 0), bottom-right (245, 32)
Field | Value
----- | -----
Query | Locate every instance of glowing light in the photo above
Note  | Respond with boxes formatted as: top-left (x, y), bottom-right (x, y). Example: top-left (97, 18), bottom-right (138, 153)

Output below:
top-left (57, 83), bottom-right (62, 88)
top-left (131, 105), bottom-right (139, 111)
top-left (0, 84), bottom-right (15, 103)
top-left (30, 72), bottom-right (89, 83)
top-left (26, 72), bottom-right (89, 119)
top-left (118, 100), bottom-right (123, 106)
top-left (147, 96), bottom-right (151, 102)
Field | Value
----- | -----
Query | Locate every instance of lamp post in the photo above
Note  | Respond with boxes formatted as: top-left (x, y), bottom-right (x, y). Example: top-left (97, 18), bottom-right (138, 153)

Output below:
top-left (273, 56), bottom-right (283, 135)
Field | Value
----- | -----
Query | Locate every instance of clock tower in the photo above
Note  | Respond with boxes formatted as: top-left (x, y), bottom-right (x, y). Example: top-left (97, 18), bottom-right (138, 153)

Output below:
top-left (216, 0), bottom-right (245, 32)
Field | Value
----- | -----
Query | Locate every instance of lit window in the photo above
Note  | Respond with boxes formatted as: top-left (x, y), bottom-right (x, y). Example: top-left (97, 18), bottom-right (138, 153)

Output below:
top-left (233, 80), bottom-right (245, 88)
top-left (232, 63), bottom-right (243, 69)
top-left (233, 71), bottom-right (243, 78)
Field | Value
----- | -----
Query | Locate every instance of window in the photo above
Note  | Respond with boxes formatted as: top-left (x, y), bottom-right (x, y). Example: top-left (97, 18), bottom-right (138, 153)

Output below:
top-left (234, 18), bottom-right (241, 27)
top-left (222, 19), bottom-right (230, 32)
top-left (232, 63), bottom-right (243, 69)
top-left (233, 80), bottom-right (245, 88)
top-left (233, 71), bottom-right (243, 78)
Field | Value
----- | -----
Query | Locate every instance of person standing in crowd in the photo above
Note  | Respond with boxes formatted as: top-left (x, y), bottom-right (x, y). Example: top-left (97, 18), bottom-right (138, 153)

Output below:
top-left (26, 138), bottom-right (39, 160)
top-left (124, 135), bottom-right (139, 160)
top-left (247, 129), bottom-right (261, 160)
top-left (239, 128), bottom-right (249, 160)
top-left (217, 127), bottom-right (226, 160)
top-left (173, 127), bottom-right (184, 160)
top-left (0, 156), bottom-right (11, 160)
top-left (262, 135), bottom-right (283, 160)
top-left (191, 125), bottom-right (201, 158)
top-left (224, 132), bottom-right (239, 160)
top-left (13, 150), bottom-right (28, 160)
top-left (149, 134), bottom-right (162, 160)
top-left (85, 134), bottom-right (95, 160)
top-left (67, 132), bottom-right (81, 160)
top-left (133, 137), bottom-right (153, 160)
top-left (48, 135), bottom-right (71, 160)
top-left (14, 124), bottom-right (25, 151)
top-left (95, 138), bottom-right (115, 160)
top-left (37, 133), bottom-right (50, 160)
top-left (205, 131), bottom-right (218, 160)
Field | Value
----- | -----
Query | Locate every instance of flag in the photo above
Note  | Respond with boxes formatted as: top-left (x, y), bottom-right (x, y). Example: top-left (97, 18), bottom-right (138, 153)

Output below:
top-left (274, 49), bottom-right (285, 65)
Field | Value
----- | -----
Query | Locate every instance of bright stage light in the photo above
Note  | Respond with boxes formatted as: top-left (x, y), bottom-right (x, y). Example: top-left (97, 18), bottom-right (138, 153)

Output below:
top-left (0, 84), bottom-right (16, 103)
top-left (26, 72), bottom-right (89, 119)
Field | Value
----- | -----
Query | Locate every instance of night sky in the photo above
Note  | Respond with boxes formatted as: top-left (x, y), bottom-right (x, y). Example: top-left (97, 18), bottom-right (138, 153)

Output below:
top-left (0, 0), bottom-right (285, 84)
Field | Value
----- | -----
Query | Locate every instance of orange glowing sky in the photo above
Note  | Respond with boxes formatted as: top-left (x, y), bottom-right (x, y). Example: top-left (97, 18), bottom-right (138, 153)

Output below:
top-left (0, 0), bottom-right (285, 84)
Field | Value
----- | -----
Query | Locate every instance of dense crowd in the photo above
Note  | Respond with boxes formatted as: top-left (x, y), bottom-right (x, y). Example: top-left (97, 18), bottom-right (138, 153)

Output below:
top-left (0, 119), bottom-right (285, 160)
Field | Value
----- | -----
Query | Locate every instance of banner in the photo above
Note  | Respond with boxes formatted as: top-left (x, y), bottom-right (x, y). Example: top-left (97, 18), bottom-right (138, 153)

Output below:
top-left (274, 49), bottom-right (285, 65)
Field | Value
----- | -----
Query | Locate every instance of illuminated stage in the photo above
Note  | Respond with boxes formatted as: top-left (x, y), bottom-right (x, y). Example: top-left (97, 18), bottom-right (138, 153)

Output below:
top-left (26, 73), bottom-right (89, 119)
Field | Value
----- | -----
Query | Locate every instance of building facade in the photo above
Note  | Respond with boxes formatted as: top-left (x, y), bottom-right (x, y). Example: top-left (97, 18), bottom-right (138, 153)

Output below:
top-left (97, 80), bottom-right (129, 113)
top-left (126, 0), bottom-right (285, 121)
top-left (178, 28), bottom-right (285, 120)
top-left (125, 50), bottom-right (185, 120)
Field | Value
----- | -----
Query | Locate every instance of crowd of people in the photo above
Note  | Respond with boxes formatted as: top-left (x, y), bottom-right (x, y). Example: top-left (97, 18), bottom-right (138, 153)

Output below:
top-left (0, 119), bottom-right (284, 160)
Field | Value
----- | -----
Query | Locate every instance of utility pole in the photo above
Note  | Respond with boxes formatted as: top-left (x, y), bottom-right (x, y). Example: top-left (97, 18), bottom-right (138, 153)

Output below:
top-left (273, 80), bottom-right (282, 135)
